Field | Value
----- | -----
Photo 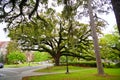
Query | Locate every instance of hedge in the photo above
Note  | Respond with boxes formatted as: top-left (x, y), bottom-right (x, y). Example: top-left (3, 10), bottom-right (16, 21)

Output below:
top-left (60, 61), bottom-right (117, 68)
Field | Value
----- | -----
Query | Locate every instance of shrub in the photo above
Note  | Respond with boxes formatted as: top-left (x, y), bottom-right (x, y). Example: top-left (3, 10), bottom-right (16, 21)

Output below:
top-left (61, 61), bottom-right (117, 68)
top-left (7, 51), bottom-right (26, 64)
top-left (115, 62), bottom-right (120, 68)
top-left (33, 52), bottom-right (51, 62)
top-left (61, 61), bottom-right (97, 67)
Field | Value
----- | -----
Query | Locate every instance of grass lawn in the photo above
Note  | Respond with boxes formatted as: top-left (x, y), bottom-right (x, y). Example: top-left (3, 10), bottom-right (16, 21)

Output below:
top-left (4, 62), bottom-right (40, 68)
top-left (22, 66), bottom-right (120, 80)
top-left (35, 66), bottom-right (87, 72)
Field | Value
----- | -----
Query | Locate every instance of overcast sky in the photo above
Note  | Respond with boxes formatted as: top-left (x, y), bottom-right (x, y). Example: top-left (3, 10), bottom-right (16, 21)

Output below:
top-left (0, 22), bottom-right (10, 41)
top-left (0, 11), bottom-right (116, 41)
top-left (101, 12), bottom-right (116, 34)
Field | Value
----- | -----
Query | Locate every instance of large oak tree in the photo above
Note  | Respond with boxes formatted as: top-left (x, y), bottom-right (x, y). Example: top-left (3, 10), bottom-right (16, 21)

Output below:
top-left (8, 11), bottom-right (92, 66)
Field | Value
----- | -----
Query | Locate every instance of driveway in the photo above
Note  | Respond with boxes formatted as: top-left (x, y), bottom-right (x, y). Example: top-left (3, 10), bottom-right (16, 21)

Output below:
top-left (0, 63), bottom-right (53, 80)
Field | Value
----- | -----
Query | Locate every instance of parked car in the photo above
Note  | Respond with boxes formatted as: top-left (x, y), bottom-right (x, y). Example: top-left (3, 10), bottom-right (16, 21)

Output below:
top-left (0, 63), bottom-right (4, 68)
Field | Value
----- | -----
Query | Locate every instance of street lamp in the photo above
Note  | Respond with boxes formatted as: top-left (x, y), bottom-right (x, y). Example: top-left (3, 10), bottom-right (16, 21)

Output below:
top-left (66, 54), bottom-right (69, 74)
top-left (65, 45), bottom-right (69, 74)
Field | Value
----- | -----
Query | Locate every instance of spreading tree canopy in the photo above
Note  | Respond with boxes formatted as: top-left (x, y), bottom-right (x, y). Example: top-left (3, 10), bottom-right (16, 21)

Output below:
top-left (0, 0), bottom-right (112, 29)
top-left (8, 11), bottom-right (95, 65)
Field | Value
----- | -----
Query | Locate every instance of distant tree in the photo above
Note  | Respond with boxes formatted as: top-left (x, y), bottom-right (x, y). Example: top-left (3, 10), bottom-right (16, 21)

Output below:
top-left (100, 34), bottom-right (119, 61)
top-left (7, 51), bottom-right (26, 64)
top-left (5, 40), bottom-right (21, 63)
top-left (7, 41), bottom-right (20, 54)
top-left (33, 52), bottom-right (51, 62)
top-left (111, 27), bottom-right (120, 53)
top-left (99, 26), bottom-right (120, 66)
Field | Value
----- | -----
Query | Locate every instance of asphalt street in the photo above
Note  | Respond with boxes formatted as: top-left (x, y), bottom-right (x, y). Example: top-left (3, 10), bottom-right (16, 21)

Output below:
top-left (0, 63), bottom-right (53, 80)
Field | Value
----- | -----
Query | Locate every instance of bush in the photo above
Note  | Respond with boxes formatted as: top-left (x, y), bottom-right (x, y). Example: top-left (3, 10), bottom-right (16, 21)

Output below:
top-left (61, 61), bottom-right (118, 68)
top-left (7, 51), bottom-right (26, 64)
top-left (61, 61), bottom-right (97, 67)
top-left (33, 52), bottom-right (51, 62)
top-left (61, 61), bottom-right (117, 68)
top-left (102, 62), bottom-right (118, 68)
top-left (115, 62), bottom-right (120, 68)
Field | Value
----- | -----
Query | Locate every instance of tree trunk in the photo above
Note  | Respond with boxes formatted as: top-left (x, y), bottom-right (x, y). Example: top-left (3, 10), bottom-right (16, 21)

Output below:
top-left (54, 56), bottom-right (60, 66)
top-left (53, 52), bottom-right (61, 66)
top-left (111, 0), bottom-right (120, 34)
top-left (87, 0), bottom-right (104, 75)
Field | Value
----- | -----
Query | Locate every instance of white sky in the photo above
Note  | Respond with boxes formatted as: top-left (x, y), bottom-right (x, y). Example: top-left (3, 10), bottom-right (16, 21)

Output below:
top-left (100, 12), bottom-right (116, 34)
top-left (0, 22), bottom-right (10, 41)
top-left (80, 11), bottom-right (116, 34)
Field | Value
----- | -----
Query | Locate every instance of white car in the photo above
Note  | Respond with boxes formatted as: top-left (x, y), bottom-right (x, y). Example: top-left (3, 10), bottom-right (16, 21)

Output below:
top-left (0, 63), bottom-right (4, 68)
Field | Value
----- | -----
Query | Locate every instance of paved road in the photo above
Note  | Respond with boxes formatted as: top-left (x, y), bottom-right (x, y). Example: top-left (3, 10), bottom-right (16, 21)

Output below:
top-left (0, 63), bottom-right (53, 80)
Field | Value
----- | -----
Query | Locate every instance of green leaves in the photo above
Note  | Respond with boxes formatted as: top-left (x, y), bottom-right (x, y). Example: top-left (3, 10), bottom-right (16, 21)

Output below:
top-left (7, 51), bottom-right (26, 64)
top-left (33, 52), bottom-right (50, 62)
top-left (46, 8), bottom-right (55, 15)
top-left (99, 31), bottom-right (120, 60)
top-left (62, 5), bottom-right (73, 19)
top-left (7, 41), bottom-right (20, 54)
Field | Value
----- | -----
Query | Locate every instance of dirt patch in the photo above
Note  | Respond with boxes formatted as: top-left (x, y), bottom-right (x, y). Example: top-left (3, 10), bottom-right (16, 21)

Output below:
top-left (22, 77), bottom-right (29, 80)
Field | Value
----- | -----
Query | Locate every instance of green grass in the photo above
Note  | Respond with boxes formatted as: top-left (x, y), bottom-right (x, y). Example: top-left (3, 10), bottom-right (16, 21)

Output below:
top-left (23, 66), bottom-right (120, 80)
top-left (4, 62), bottom-right (40, 68)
